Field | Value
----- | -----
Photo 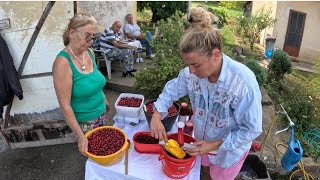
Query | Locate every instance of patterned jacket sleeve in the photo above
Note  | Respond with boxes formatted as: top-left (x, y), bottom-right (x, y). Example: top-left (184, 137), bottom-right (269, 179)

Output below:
top-left (219, 85), bottom-right (263, 151)
top-left (154, 68), bottom-right (189, 119)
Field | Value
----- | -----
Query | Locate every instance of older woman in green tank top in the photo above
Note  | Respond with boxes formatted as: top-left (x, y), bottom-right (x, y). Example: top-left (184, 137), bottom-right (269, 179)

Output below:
top-left (53, 13), bottom-right (110, 156)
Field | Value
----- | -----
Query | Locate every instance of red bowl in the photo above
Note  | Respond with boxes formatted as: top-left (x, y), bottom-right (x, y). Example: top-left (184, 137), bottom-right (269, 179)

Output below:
top-left (133, 132), bottom-right (162, 154)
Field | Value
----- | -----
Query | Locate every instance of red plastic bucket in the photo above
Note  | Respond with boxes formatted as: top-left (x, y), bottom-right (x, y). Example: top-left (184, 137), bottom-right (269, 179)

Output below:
top-left (158, 133), bottom-right (196, 179)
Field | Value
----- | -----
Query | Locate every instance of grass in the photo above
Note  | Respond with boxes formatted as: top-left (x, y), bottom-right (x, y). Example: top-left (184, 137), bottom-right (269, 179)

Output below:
top-left (192, 1), bottom-right (242, 18)
top-left (137, 9), bottom-right (152, 23)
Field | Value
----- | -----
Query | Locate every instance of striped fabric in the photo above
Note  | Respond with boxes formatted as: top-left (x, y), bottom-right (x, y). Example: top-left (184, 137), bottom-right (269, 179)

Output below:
top-left (99, 27), bottom-right (121, 52)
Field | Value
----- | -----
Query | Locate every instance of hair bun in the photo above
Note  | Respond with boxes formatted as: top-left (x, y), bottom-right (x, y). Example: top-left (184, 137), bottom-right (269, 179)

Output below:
top-left (188, 7), bottom-right (218, 29)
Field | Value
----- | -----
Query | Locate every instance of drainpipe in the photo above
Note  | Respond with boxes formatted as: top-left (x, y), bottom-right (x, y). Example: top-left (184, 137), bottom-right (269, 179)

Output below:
top-left (74, 1), bottom-right (77, 14)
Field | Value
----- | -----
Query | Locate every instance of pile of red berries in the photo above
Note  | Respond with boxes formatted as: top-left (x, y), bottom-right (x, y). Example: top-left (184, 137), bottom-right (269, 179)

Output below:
top-left (87, 128), bottom-right (125, 156)
top-left (145, 101), bottom-right (178, 117)
top-left (117, 97), bottom-right (142, 108)
top-left (134, 133), bottom-right (159, 144)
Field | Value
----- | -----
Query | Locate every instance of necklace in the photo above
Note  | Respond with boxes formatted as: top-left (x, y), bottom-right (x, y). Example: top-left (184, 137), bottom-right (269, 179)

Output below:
top-left (68, 46), bottom-right (86, 70)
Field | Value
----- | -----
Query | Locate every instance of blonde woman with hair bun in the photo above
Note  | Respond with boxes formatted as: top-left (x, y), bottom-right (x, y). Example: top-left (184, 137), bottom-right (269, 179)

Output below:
top-left (150, 7), bottom-right (262, 180)
top-left (187, 7), bottom-right (219, 29)
top-left (53, 13), bottom-right (110, 156)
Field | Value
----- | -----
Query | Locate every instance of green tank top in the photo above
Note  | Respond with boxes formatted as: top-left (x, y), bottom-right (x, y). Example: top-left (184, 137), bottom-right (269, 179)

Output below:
top-left (57, 49), bottom-right (106, 122)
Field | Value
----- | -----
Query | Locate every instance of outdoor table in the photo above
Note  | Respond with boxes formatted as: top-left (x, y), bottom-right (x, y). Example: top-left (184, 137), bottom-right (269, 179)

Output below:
top-left (85, 119), bottom-right (201, 180)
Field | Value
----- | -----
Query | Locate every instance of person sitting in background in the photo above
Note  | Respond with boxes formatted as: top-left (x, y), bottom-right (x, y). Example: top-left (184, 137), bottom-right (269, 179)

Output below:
top-left (124, 14), bottom-right (155, 60)
top-left (100, 21), bottom-right (137, 77)
top-left (53, 13), bottom-right (110, 156)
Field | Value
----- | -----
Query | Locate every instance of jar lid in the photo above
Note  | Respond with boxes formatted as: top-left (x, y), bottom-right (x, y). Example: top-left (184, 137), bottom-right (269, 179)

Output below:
top-left (181, 102), bottom-right (188, 107)
top-left (177, 121), bottom-right (185, 128)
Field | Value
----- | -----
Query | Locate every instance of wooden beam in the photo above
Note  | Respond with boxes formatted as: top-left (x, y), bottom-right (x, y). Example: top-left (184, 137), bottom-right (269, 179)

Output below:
top-left (17, 1), bottom-right (56, 77)
top-left (9, 136), bottom-right (77, 149)
top-left (20, 72), bottom-right (52, 79)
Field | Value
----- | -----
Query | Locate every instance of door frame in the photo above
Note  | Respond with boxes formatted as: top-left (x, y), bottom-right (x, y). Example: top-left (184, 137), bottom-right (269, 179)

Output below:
top-left (283, 9), bottom-right (307, 57)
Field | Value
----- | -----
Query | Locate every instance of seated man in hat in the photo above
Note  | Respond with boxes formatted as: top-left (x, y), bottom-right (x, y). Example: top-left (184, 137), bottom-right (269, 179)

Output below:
top-left (124, 14), bottom-right (155, 60)
top-left (100, 21), bottom-right (137, 77)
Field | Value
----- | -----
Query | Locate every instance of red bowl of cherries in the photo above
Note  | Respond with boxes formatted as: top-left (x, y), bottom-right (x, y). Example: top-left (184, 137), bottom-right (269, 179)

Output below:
top-left (133, 131), bottom-right (162, 154)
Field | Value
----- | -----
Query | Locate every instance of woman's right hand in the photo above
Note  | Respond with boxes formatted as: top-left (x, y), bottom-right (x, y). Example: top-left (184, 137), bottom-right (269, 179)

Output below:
top-left (150, 111), bottom-right (168, 142)
top-left (77, 134), bottom-right (88, 157)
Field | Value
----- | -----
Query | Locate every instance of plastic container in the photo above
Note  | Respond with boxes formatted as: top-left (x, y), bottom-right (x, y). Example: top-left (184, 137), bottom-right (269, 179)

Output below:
top-left (133, 131), bottom-right (162, 154)
top-left (281, 128), bottom-right (303, 172)
top-left (178, 102), bottom-right (188, 122)
top-left (177, 122), bottom-right (185, 147)
top-left (115, 93), bottom-right (145, 122)
top-left (158, 133), bottom-right (196, 179)
top-left (236, 154), bottom-right (271, 180)
top-left (85, 126), bottom-right (129, 166)
top-left (183, 108), bottom-right (194, 136)
top-left (144, 99), bottom-right (180, 132)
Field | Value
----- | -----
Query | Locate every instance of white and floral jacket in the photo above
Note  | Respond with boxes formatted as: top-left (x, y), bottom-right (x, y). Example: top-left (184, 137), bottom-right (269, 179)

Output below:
top-left (154, 54), bottom-right (262, 168)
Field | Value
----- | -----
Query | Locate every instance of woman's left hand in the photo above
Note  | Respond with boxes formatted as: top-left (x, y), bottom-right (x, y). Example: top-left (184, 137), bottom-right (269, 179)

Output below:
top-left (184, 140), bottom-right (222, 156)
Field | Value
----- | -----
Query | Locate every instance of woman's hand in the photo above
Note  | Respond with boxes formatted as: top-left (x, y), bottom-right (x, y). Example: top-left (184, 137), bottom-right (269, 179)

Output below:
top-left (184, 140), bottom-right (222, 156)
top-left (77, 134), bottom-right (88, 157)
top-left (150, 111), bottom-right (168, 142)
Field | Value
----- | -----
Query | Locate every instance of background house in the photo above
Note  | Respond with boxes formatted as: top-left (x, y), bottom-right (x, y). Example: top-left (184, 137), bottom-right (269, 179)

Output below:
top-left (252, 1), bottom-right (320, 64)
top-left (0, 1), bottom-right (136, 124)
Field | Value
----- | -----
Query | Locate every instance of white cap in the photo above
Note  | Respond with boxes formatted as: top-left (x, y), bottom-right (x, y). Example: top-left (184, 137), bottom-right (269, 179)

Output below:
top-left (177, 121), bottom-right (185, 128)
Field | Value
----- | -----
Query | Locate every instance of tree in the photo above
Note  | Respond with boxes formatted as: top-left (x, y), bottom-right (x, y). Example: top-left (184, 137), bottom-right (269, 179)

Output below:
top-left (236, 7), bottom-right (276, 50)
top-left (137, 1), bottom-right (188, 23)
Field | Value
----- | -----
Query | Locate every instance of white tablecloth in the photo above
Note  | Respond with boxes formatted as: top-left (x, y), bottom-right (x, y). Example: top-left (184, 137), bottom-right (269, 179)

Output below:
top-left (85, 119), bottom-right (201, 180)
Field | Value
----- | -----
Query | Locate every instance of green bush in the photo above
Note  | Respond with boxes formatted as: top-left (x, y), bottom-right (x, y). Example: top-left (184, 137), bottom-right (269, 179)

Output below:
top-left (265, 77), bottom-right (318, 159)
top-left (208, 7), bottom-right (228, 28)
top-left (244, 59), bottom-right (267, 86)
top-left (134, 13), bottom-right (186, 99)
top-left (137, 1), bottom-right (188, 23)
top-left (268, 49), bottom-right (292, 81)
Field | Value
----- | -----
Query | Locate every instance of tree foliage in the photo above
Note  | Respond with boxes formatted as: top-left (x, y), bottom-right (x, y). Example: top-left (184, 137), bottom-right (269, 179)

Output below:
top-left (236, 6), bottom-right (276, 50)
top-left (244, 59), bottom-right (268, 86)
top-left (137, 1), bottom-right (188, 23)
top-left (134, 13), bottom-right (186, 98)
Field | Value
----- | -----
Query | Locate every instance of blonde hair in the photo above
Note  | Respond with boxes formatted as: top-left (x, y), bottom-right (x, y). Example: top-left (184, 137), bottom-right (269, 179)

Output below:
top-left (180, 7), bottom-right (221, 56)
top-left (187, 7), bottom-right (218, 29)
top-left (63, 13), bottom-right (97, 46)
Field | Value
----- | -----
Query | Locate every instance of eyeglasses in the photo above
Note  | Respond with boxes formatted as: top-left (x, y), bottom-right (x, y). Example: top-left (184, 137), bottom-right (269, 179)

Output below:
top-left (76, 29), bottom-right (95, 42)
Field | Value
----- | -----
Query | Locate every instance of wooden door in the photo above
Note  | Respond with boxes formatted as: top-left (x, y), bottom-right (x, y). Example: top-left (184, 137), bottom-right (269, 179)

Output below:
top-left (283, 10), bottom-right (306, 57)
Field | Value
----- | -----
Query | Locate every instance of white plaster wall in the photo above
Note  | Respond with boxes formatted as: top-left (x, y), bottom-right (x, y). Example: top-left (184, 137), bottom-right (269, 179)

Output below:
top-left (0, 1), bottom-right (73, 116)
top-left (275, 2), bottom-right (320, 63)
top-left (78, 1), bottom-right (137, 33)
top-left (0, 1), bottom-right (136, 117)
